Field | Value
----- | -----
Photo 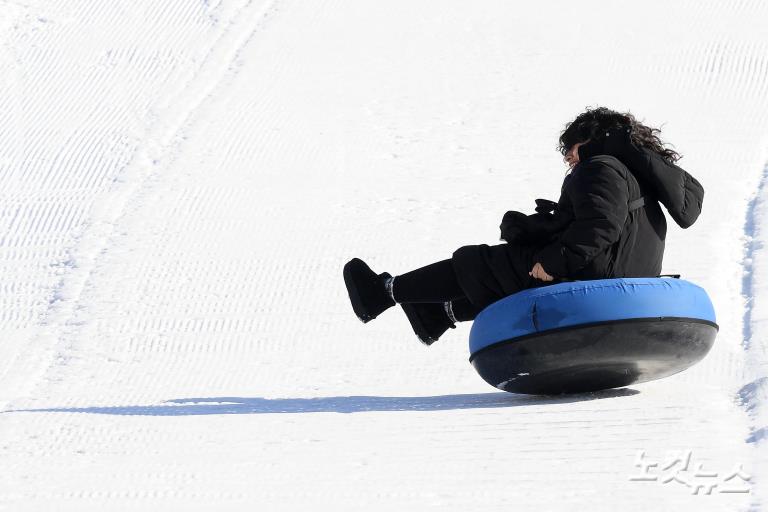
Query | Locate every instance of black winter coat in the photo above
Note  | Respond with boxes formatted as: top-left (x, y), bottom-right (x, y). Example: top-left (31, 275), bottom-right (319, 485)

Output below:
top-left (451, 145), bottom-right (704, 311)
top-left (534, 150), bottom-right (700, 280)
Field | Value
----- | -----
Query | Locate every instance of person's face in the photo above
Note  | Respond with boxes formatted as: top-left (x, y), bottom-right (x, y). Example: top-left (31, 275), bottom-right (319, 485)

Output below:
top-left (564, 140), bottom-right (588, 169)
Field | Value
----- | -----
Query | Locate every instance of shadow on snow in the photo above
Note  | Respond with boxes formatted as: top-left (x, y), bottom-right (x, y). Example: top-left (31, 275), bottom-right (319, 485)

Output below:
top-left (8, 388), bottom-right (639, 416)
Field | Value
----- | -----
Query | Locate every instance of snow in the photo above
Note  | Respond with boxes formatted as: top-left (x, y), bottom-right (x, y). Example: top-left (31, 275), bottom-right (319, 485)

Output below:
top-left (0, 0), bottom-right (767, 510)
top-left (742, 162), bottom-right (768, 507)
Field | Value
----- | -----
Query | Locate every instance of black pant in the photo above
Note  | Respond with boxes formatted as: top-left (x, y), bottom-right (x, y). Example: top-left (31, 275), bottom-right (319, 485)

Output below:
top-left (393, 259), bottom-right (481, 322)
top-left (394, 242), bottom-right (548, 322)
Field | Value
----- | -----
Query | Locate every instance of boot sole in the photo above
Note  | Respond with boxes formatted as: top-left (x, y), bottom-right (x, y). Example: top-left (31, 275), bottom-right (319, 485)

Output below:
top-left (400, 303), bottom-right (437, 346)
top-left (343, 259), bottom-right (374, 323)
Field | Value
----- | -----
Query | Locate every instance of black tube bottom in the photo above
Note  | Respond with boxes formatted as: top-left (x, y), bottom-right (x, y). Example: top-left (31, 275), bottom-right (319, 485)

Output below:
top-left (470, 319), bottom-right (717, 395)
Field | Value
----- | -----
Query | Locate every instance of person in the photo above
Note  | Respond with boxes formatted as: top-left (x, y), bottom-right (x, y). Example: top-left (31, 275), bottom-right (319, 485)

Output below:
top-left (343, 107), bottom-right (705, 345)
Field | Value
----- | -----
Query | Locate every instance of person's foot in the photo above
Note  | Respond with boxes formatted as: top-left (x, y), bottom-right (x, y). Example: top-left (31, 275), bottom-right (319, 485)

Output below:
top-left (343, 258), bottom-right (396, 323)
top-left (400, 302), bottom-right (456, 345)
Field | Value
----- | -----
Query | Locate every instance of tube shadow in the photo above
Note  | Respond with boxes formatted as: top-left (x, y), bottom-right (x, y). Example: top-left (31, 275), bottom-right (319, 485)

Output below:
top-left (9, 388), bottom-right (639, 416)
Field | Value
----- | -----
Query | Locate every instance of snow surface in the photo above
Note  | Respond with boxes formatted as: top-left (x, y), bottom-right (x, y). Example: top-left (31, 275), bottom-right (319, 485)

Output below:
top-left (0, 1), bottom-right (767, 510)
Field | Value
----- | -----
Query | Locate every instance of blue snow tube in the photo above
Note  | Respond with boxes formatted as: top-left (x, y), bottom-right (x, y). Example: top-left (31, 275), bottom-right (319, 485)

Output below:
top-left (468, 277), bottom-right (718, 395)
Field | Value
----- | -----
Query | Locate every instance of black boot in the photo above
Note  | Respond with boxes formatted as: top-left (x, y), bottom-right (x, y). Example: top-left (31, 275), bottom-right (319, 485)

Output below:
top-left (343, 258), bottom-right (396, 323)
top-left (400, 302), bottom-right (456, 346)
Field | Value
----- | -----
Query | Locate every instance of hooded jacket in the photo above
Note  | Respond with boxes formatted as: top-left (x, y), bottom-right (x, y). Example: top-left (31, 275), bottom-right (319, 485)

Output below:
top-left (533, 147), bottom-right (701, 280)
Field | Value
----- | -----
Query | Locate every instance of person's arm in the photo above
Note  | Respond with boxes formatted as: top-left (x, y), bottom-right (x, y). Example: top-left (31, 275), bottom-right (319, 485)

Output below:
top-left (533, 161), bottom-right (628, 278)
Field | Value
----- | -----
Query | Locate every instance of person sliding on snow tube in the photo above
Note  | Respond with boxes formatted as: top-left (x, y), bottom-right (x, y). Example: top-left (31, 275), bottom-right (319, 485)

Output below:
top-left (343, 106), bottom-right (705, 345)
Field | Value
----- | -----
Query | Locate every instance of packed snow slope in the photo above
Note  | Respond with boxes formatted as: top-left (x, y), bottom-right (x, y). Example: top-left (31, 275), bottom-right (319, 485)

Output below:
top-left (1, 1), bottom-right (768, 510)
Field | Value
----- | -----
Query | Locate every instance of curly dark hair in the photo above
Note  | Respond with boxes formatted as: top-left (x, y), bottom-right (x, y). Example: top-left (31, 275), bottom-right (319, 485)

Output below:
top-left (558, 106), bottom-right (682, 163)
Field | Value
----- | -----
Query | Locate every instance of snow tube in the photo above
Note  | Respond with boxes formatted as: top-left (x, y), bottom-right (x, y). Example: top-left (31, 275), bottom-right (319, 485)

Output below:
top-left (469, 278), bottom-right (718, 395)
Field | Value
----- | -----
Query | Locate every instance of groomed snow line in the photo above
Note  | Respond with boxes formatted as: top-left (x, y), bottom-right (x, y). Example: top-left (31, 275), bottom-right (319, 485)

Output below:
top-left (1, 1), bottom-right (767, 510)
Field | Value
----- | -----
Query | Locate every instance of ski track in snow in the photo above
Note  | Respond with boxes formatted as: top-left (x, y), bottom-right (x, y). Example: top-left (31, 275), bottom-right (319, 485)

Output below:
top-left (740, 160), bottom-right (768, 510)
top-left (742, 162), bottom-right (768, 354)
top-left (0, 1), bottom-right (768, 510)
top-left (0, 0), bottom-right (279, 410)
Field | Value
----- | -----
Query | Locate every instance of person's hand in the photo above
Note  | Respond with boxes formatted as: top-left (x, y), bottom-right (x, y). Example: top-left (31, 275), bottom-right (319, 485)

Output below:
top-left (529, 262), bottom-right (554, 282)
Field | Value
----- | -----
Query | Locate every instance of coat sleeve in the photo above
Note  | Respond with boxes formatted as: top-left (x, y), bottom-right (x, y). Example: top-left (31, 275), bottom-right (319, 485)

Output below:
top-left (533, 161), bottom-right (629, 277)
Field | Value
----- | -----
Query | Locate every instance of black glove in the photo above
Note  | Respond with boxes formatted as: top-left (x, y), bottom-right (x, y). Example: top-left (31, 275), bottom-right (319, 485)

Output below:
top-left (522, 211), bottom-right (572, 238)
top-left (534, 198), bottom-right (558, 214)
top-left (577, 126), bottom-right (634, 162)
top-left (500, 210), bottom-right (528, 243)
top-left (500, 208), bottom-right (572, 244)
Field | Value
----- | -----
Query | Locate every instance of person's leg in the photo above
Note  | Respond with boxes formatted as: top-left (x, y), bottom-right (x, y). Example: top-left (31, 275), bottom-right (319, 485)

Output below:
top-left (399, 296), bottom-right (481, 345)
top-left (344, 257), bottom-right (470, 323)
top-left (451, 242), bottom-right (543, 312)
top-left (345, 241), bottom-right (544, 341)
top-left (388, 261), bottom-right (482, 344)
top-left (343, 257), bottom-right (478, 345)
top-left (447, 296), bottom-right (482, 322)
top-left (388, 259), bottom-right (465, 303)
